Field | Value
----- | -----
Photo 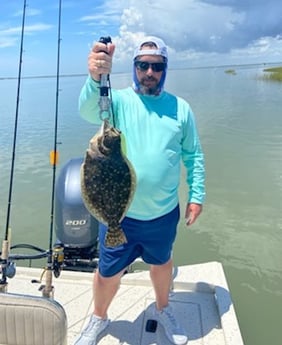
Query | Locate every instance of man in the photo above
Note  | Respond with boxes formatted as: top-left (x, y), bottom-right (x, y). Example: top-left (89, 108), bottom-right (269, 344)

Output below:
top-left (75, 36), bottom-right (205, 345)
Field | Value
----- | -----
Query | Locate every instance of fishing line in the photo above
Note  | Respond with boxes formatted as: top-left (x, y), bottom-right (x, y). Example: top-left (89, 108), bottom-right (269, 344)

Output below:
top-left (108, 77), bottom-right (116, 127)
top-left (48, 0), bottom-right (62, 255)
top-left (0, 0), bottom-right (27, 289)
top-left (42, 0), bottom-right (63, 297)
top-left (4, 0), bottom-right (27, 241)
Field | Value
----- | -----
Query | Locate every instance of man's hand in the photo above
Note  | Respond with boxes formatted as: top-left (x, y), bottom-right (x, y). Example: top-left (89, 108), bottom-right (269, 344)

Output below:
top-left (88, 41), bottom-right (115, 81)
top-left (185, 203), bottom-right (203, 226)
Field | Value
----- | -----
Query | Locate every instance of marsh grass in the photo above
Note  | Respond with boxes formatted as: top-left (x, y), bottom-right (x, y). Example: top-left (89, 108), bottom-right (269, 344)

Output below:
top-left (225, 69), bottom-right (236, 75)
top-left (261, 66), bottom-right (282, 82)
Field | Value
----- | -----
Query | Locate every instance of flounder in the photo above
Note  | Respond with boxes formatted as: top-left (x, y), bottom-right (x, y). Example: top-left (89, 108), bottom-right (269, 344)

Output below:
top-left (80, 120), bottom-right (136, 247)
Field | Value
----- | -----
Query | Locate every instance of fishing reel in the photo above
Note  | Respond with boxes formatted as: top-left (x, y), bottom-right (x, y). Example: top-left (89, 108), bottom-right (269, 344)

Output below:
top-left (99, 36), bottom-right (112, 45)
top-left (52, 244), bottom-right (64, 278)
top-left (0, 239), bottom-right (16, 291)
top-left (32, 245), bottom-right (64, 298)
top-left (0, 260), bottom-right (16, 291)
top-left (4, 261), bottom-right (16, 279)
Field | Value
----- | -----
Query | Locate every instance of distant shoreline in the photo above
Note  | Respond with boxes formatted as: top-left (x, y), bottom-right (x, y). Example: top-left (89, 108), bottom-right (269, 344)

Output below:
top-left (1, 61), bottom-right (282, 81)
top-left (0, 73), bottom-right (88, 81)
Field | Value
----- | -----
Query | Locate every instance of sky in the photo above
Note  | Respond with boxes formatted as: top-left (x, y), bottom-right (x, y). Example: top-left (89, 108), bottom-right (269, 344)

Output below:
top-left (0, 0), bottom-right (282, 77)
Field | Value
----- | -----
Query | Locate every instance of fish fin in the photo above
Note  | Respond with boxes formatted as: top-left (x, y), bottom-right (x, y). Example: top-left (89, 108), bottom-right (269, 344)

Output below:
top-left (105, 226), bottom-right (127, 248)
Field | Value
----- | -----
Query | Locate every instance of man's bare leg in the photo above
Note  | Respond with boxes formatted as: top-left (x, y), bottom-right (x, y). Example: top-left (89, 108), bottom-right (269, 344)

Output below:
top-left (93, 269), bottom-right (124, 318)
top-left (150, 258), bottom-right (173, 310)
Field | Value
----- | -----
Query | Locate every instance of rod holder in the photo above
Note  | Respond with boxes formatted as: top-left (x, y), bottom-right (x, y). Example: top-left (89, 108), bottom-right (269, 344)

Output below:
top-left (0, 240), bottom-right (9, 292)
top-left (42, 268), bottom-right (54, 299)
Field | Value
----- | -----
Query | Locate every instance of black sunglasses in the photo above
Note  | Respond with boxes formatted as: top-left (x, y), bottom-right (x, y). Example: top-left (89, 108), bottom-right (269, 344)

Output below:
top-left (134, 60), bottom-right (167, 72)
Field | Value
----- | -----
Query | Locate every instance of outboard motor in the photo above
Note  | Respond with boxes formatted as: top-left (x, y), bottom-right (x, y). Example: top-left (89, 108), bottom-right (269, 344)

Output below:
top-left (55, 157), bottom-right (99, 271)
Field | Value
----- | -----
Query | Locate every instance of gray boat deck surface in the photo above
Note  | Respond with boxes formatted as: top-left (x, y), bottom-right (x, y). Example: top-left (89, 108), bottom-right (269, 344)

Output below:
top-left (5, 261), bottom-right (244, 345)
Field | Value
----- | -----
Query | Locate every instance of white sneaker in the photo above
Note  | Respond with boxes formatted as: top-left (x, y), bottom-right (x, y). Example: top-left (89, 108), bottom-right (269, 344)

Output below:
top-left (154, 304), bottom-right (188, 345)
top-left (73, 314), bottom-right (110, 345)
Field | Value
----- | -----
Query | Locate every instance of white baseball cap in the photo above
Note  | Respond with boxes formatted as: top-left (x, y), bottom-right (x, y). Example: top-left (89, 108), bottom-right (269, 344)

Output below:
top-left (133, 36), bottom-right (168, 60)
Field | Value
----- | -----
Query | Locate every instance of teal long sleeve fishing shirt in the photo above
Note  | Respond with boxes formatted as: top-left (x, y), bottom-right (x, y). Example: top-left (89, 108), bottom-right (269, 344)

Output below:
top-left (79, 76), bottom-right (205, 220)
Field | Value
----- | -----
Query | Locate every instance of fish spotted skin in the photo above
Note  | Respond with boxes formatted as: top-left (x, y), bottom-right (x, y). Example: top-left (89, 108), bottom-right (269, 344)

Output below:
top-left (105, 224), bottom-right (127, 247)
top-left (81, 120), bottom-right (136, 247)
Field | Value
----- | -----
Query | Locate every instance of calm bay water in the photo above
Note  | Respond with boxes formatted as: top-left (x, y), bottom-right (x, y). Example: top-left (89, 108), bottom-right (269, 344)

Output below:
top-left (1, 66), bottom-right (282, 345)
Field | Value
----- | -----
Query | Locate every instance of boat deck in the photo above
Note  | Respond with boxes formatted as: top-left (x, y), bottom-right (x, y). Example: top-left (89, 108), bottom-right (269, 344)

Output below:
top-left (5, 261), bottom-right (244, 345)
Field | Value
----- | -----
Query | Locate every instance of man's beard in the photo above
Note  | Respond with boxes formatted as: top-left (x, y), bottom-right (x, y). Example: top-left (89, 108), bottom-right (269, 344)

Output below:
top-left (139, 76), bottom-right (160, 95)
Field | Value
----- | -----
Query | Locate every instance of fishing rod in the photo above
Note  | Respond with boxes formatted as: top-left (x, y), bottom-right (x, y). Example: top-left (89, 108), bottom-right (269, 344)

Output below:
top-left (0, 0), bottom-right (27, 292)
top-left (98, 36), bottom-right (112, 119)
top-left (98, 36), bottom-right (116, 127)
top-left (42, 0), bottom-right (63, 298)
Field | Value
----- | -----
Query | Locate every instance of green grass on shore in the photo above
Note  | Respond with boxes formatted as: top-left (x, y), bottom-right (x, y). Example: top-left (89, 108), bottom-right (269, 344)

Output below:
top-left (224, 69), bottom-right (236, 75)
top-left (262, 66), bottom-right (282, 82)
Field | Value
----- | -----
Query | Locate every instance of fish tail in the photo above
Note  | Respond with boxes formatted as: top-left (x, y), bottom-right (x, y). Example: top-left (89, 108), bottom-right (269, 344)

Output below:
top-left (105, 226), bottom-right (127, 248)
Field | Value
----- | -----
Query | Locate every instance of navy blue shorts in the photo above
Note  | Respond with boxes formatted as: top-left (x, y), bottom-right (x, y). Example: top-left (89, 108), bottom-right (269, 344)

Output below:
top-left (98, 205), bottom-right (180, 277)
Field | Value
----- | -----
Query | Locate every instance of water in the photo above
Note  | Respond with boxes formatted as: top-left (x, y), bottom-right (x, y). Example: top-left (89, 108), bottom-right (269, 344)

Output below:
top-left (1, 66), bottom-right (282, 345)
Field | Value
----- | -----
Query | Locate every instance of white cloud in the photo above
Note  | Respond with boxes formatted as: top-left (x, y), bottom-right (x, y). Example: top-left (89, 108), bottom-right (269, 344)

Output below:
top-left (1, 0), bottom-right (281, 75)
top-left (240, 35), bottom-right (282, 61)
top-left (13, 8), bottom-right (42, 17)
top-left (26, 8), bottom-right (42, 16)
top-left (23, 23), bottom-right (54, 34)
top-left (98, 0), bottom-right (282, 70)
top-left (0, 23), bottom-right (53, 49)
top-left (0, 37), bottom-right (18, 48)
